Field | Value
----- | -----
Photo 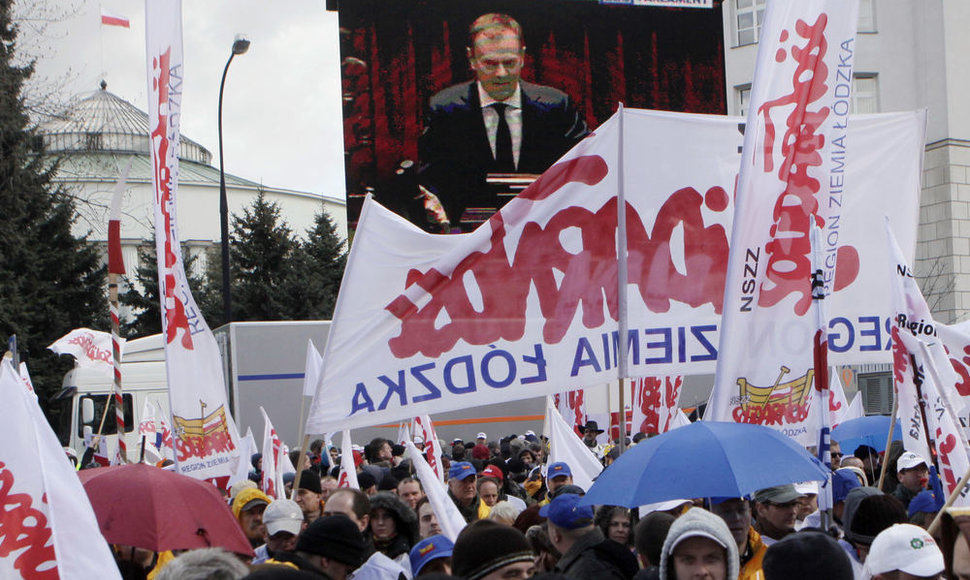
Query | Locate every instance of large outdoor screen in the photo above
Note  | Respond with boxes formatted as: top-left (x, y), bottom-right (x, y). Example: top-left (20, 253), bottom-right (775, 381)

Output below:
top-left (338, 0), bottom-right (726, 232)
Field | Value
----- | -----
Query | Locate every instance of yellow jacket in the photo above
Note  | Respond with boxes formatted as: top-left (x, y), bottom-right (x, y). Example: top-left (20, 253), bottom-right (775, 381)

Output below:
top-left (739, 527), bottom-right (767, 580)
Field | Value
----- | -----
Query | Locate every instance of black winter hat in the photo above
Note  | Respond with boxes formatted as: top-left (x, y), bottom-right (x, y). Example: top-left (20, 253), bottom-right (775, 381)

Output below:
top-left (763, 530), bottom-right (853, 580)
top-left (296, 514), bottom-right (366, 567)
top-left (452, 520), bottom-right (533, 580)
top-left (297, 470), bottom-right (322, 494)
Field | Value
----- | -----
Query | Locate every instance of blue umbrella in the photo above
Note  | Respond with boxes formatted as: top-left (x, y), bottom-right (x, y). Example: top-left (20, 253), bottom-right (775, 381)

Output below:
top-left (581, 421), bottom-right (829, 508)
top-left (831, 415), bottom-right (901, 453)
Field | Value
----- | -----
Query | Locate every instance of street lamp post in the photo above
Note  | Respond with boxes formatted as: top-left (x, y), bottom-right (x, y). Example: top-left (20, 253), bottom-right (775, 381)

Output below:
top-left (218, 34), bottom-right (250, 324)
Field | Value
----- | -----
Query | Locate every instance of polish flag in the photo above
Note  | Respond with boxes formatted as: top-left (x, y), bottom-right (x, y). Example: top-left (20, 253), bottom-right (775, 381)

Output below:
top-left (101, 9), bottom-right (130, 28)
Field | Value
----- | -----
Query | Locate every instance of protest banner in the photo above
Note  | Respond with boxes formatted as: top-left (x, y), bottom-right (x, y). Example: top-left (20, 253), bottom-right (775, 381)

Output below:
top-left (0, 362), bottom-right (121, 580)
top-left (710, 0), bottom-right (864, 444)
top-left (146, 0), bottom-right (240, 480)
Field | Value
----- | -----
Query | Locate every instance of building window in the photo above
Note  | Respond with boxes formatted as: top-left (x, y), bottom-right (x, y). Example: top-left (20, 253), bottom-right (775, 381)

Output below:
top-left (736, 85), bottom-right (751, 118)
top-left (857, 0), bottom-right (876, 33)
top-left (852, 74), bottom-right (879, 114)
top-left (736, 0), bottom-right (766, 46)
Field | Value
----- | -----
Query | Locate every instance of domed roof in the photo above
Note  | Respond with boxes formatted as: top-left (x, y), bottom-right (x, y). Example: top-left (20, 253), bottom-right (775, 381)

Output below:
top-left (39, 81), bottom-right (212, 165)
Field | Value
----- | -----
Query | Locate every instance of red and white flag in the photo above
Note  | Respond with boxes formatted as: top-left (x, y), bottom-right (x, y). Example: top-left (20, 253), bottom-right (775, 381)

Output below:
top-left (260, 407), bottom-right (286, 499)
top-left (412, 414), bottom-right (444, 483)
top-left (631, 376), bottom-right (683, 435)
top-left (337, 430), bottom-right (359, 490)
top-left (887, 223), bottom-right (970, 505)
top-left (146, 0), bottom-right (239, 480)
top-left (101, 8), bottom-right (130, 28)
top-left (48, 328), bottom-right (122, 370)
top-left (553, 390), bottom-right (588, 437)
top-left (0, 361), bottom-right (121, 580)
top-left (710, 0), bottom-right (861, 436)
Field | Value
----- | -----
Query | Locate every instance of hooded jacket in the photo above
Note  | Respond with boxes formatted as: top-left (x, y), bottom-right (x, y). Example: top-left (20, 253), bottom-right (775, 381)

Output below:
top-left (659, 508), bottom-right (739, 580)
top-left (841, 486), bottom-right (882, 545)
top-left (369, 491), bottom-right (418, 560)
top-left (231, 487), bottom-right (271, 521)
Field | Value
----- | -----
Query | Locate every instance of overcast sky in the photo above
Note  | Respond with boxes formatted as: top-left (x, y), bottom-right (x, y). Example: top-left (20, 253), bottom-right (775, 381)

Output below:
top-left (19, 0), bottom-right (345, 199)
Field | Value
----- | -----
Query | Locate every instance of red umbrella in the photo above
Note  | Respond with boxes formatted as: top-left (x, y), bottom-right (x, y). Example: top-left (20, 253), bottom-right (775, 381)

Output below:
top-left (78, 463), bottom-right (254, 556)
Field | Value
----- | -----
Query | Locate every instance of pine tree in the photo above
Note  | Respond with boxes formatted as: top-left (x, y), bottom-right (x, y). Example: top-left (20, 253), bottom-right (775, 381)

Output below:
top-left (0, 0), bottom-right (108, 421)
top-left (119, 240), bottom-right (220, 336)
top-left (289, 203), bottom-right (348, 319)
top-left (230, 190), bottom-right (300, 320)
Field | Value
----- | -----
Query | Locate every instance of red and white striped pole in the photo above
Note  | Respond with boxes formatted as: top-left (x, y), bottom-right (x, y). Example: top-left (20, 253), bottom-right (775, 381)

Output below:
top-left (108, 161), bottom-right (132, 463)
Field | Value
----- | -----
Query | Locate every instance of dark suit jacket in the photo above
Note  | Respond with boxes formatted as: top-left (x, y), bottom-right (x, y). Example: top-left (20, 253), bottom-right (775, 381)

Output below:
top-left (419, 80), bottom-right (589, 227)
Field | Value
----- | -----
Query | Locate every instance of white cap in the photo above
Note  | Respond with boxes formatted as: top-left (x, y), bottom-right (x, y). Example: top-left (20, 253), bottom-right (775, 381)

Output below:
top-left (897, 451), bottom-right (928, 473)
top-left (638, 498), bottom-right (692, 517)
top-left (794, 481), bottom-right (819, 496)
top-left (524, 430), bottom-right (536, 437)
top-left (413, 435), bottom-right (424, 444)
top-left (477, 432), bottom-right (487, 440)
top-left (865, 524), bottom-right (943, 577)
top-left (263, 499), bottom-right (304, 537)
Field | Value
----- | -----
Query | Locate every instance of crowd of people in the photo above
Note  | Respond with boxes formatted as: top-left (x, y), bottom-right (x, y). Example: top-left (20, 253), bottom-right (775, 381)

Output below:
top-left (103, 426), bottom-right (970, 580)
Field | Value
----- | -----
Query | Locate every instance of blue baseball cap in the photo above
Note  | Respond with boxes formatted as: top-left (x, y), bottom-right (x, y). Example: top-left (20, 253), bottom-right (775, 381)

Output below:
top-left (547, 462), bottom-right (572, 479)
top-left (449, 461), bottom-right (477, 481)
top-left (908, 490), bottom-right (942, 518)
top-left (539, 493), bottom-right (593, 529)
top-left (410, 534), bottom-right (454, 576)
top-left (832, 468), bottom-right (862, 503)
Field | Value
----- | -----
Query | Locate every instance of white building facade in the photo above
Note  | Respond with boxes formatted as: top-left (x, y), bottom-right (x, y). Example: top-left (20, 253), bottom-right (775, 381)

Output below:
top-left (40, 84), bottom-right (348, 285)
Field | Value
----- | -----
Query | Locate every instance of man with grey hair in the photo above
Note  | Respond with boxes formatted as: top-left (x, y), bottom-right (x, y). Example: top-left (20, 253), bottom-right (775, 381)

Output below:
top-left (154, 548), bottom-right (248, 580)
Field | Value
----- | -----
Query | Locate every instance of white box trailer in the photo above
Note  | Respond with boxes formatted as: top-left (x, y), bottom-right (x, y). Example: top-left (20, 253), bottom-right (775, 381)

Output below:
top-left (55, 321), bottom-right (332, 458)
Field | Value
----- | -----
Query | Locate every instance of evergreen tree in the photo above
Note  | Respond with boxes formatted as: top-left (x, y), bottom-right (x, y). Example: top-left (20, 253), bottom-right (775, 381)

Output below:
top-left (119, 240), bottom-right (221, 336)
top-left (0, 1), bottom-right (107, 421)
top-left (289, 203), bottom-right (348, 319)
top-left (230, 190), bottom-right (300, 320)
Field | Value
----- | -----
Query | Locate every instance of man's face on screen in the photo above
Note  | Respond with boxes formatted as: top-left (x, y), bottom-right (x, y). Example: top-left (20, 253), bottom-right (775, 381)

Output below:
top-left (469, 29), bottom-right (524, 102)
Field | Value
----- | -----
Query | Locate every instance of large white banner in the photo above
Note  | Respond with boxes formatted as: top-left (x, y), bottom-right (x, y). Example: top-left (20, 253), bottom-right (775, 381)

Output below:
top-left (307, 106), bottom-right (922, 434)
top-left (0, 362), bottom-right (121, 580)
top-left (710, 0), bottom-right (863, 435)
top-left (146, 0), bottom-right (239, 480)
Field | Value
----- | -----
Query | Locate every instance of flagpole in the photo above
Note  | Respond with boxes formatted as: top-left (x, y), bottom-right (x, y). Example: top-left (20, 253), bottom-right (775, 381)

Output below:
top-left (876, 396), bottom-right (897, 490)
top-left (108, 160), bottom-right (132, 464)
top-left (615, 103), bottom-right (628, 455)
top-left (810, 225), bottom-right (832, 531)
top-left (928, 466), bottom-right (970, 535)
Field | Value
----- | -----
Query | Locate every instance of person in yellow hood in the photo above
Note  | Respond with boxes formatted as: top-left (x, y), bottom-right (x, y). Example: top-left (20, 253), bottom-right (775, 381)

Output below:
top-left (231, 487), bottom-right (271, 549)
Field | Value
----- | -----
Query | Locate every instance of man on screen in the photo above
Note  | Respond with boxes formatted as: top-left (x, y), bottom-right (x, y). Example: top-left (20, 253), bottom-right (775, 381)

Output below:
top-left (419, 13), bottom-right (589, 230)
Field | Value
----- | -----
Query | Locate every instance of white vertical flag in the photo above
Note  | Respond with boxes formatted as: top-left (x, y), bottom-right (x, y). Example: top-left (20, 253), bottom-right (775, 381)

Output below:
top-left (337, 430), bottom-right (360, 490)
top-left (545, 397), bottom-right (603, 493)
top-left (631, 376), bottom-right (684, 435)
top-left (228, 427), bottom-right (257, 487)
top-left (0, 362), bottom-right (122, 580)
top-left (710, 0), bottom-right (860, 439)
top-left (303, 340), bottom-right (324, 397)
top-left (146, 0), bottom-right (240, 481)
top-left (412, 415), bottom-right (444, 483)
top-left (405, 441), bottom-right (466, 542)
top-left (260, 407), bottom-right (286, 499)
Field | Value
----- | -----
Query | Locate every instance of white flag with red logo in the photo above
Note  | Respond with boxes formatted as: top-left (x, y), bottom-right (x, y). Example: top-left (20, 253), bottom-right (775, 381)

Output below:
top-left (260, 407), bottom-right (286, 499)
top-left (412, 415), bottom-right (444, 483)
top-left (0, 361), bottom-right (122, 580)
top-left (887, 223), bottom-right (970, 505)
top-left (554, 390), bottom-right (588, 437)
top-left (306, 103), bottom-right (922, 434)
top-left (631, 376), bottom-right (684, 435)
top-left (337, 430), bottom-right (359, 490)
top-left (48, 328), bottom-right (123, 370)
top-left (146, 0), bottom-right (239, 480)
top-left (710, 0), bottom-right (862, 434)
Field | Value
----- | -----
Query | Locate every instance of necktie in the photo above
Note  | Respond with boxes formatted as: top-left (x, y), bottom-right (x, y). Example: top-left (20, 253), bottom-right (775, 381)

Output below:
top-left (492, 103), bottom-right (515, 173)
